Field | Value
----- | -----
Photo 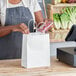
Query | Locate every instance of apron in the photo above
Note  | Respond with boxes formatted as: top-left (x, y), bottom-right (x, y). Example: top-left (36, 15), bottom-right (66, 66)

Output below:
top-left (0, 5), bottom-right (34, 59)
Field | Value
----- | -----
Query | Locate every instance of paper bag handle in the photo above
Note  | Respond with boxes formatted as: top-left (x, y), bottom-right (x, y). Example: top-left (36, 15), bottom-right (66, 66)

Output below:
top-left (28, 19), bottom-right (37, 32)
top-left (28, 19), bottom-right (49, 33)
top-left (28, 19), bottom-right (45, 33)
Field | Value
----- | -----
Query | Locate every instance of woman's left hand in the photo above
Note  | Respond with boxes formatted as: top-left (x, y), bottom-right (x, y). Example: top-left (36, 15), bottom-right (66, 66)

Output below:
top-left (44, 18), bottom-right (54, 30)
top-left (38, 19), bottom-right (54, 32)
top-left (44, 19), bottom-right (54, 26)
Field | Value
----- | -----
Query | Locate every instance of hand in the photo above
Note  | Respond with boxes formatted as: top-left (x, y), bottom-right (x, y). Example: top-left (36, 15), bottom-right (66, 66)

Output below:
top-left (44, 19), bottom-right (54, 31)
top-left (38, 19), bottom-right (54, 32)
top-left (44, 19), bottom-right (54, 26)
top-left (12, 23), bottom-right (30, 34)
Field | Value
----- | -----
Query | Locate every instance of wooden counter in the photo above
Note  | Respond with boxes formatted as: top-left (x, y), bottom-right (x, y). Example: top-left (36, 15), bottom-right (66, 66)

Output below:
top-left (0, 57), bottom-right (76, 76)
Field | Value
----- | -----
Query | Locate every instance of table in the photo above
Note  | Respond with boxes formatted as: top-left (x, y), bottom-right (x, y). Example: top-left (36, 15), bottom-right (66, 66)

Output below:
top-left (0, 57), bottom-right (76, 76)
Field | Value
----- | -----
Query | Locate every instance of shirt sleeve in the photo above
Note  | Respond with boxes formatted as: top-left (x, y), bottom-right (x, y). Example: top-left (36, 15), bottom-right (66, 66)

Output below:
top-left (33, 0), bottom-right (41, 12)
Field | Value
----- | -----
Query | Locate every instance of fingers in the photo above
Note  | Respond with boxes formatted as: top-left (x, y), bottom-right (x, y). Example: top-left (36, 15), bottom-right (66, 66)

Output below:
top-left (13, 23), bottom-right (30, 34)
top-left (19, 23), bottom-right (28, 30)
top-left (23, 29), bottom-right (30, 34)
top-left (13, 28), bottom-right (29, 34)
top-left (19, 23), bottom-right (30, 34)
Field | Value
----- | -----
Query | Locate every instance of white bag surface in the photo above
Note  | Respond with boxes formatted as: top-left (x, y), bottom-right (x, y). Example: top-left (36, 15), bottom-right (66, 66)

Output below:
top-left (21, 33), bottom-right (50, 68)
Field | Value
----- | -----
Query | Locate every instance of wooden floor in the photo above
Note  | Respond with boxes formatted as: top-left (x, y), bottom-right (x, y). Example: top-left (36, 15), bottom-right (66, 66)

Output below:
top-left (0, 57), bottom-right (76, 76)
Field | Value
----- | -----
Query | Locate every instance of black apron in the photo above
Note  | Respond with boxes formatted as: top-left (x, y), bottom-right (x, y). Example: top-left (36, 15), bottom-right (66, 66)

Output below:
top-left (0, 6), bottom-right (34, 59)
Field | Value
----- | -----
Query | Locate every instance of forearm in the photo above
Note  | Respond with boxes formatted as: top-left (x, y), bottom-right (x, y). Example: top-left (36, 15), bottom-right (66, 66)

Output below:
top-left (0, 23), bottom-right (29, 37)
top-left (0, 26), bottom-right (15, 37)
top-left (34, 11), bottom-right (44, 27)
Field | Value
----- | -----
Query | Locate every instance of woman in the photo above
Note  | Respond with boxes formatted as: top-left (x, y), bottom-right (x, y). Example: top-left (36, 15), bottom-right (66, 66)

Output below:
top-left (0, 0), bottom-right (44, 59)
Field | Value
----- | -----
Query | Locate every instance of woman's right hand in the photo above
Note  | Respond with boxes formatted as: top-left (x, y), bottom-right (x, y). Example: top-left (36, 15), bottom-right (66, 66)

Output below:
top-left (12, 23), bottom-right (30, 34)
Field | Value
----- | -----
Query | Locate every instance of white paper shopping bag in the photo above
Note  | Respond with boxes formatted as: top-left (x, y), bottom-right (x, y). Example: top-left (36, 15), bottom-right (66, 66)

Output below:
top-left (21, 33), bottom-right (50, 68)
